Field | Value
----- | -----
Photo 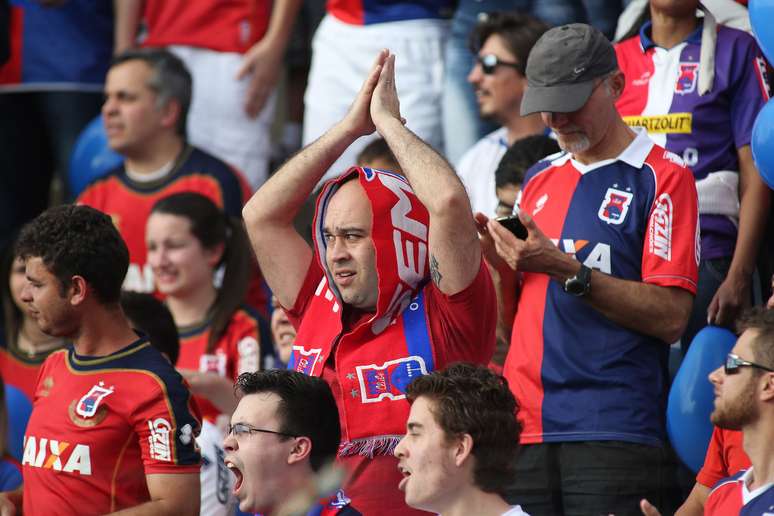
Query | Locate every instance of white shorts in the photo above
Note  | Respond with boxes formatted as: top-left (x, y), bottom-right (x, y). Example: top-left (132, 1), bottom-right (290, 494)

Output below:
top-left (303, 15), bottom-right (447, 183)
top-left (169, 45), bottom-right (278, 191)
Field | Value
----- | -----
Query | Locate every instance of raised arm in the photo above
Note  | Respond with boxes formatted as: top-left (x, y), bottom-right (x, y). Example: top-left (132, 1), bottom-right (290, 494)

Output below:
top-left (113, 0), bottom-right (143, 54)
top-left (370, 53), bottom-right (481, 296)
top-left (243, 51), bottom-right (389, 308)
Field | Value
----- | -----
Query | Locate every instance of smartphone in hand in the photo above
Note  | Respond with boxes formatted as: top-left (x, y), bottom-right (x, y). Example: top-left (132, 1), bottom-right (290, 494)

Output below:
top-left (495, 215), bottom-right (528, 240)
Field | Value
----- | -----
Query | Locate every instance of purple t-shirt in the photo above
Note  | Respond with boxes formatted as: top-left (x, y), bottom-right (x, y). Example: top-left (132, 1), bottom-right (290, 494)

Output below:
top-left (616, 21), bottom-right (771, 259)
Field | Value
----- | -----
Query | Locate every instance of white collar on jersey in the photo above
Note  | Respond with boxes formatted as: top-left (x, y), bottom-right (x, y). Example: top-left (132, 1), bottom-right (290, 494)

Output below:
top-left (551, 127), bottom-right (654, 174)
top-left (740, 467), bottom-right (774, 506)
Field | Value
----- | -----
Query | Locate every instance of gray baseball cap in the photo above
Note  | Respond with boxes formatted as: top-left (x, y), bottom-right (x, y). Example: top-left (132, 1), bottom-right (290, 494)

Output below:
top-left (520, 23), bottom-right (618, 116)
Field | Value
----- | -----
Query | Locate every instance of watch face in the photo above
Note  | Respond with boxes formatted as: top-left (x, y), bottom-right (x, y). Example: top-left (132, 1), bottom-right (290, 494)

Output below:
top-left (565, 279), bottom-right (585, 296)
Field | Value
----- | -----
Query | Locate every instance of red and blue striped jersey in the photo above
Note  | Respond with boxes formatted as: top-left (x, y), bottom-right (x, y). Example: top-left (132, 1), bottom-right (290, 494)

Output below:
top-left (615, 22), bottom-right (770, 260)
top-left (705, 469), bottom-right (774, 515)
top-left (506, 130), bottom-right (699, 446)
top-left (327, 0), bottom-right (454, 25)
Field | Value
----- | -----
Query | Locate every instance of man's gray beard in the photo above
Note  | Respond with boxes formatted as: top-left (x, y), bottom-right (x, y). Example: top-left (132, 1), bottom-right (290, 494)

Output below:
top-left (558, 134), bottom-right (591, 155)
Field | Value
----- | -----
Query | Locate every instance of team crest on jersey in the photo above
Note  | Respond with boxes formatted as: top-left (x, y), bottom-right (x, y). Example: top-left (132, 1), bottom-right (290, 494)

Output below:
top-left (598, 187), bottom-right (633, 225)
top-left (675, 62), bottom-right (699, 95)
top-left (292, 346), bottom-right (323, 375)
top-left (355, 356), bottom-right (427, 404)
top-left (74, 381), bottom-right (114, 419)
top-left (37, 376), bottom-right (54, 397)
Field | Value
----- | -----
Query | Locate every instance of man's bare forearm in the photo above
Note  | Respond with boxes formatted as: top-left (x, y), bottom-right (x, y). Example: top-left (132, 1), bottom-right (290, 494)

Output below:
top-left (243, 122), bottom-right (358, 227)
top-left (546, 257), bottom-right (692, 343)
top-left (376, 117), bottom-right (468, 217)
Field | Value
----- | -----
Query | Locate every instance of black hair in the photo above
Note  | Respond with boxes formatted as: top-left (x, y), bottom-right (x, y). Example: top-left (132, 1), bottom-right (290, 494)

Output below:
top-left (235, 370), bottom-right (341, 472)
top-left (356, 138), bottom-right (400, 173)
top-left (406, 363), bottom-right (521, 495)
top-left (150, 192), bottom-right (251, 353)
top-left (110, 47), bottom-right (192, 137)
top-left (16, 205), bottom-right (129, 305)
top-left (469, 11), bottom-right (550, 74)
top-left (121, 291), bottom-right (180, 365)
top-left (495, 135), bottom-right (561, 188)
top-left (1, 232), bottom-right (22, 348)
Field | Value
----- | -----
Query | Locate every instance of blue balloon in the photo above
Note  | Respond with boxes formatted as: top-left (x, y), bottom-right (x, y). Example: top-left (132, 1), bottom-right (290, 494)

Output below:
top-left (752, 99), bottom-right (774, 190)
top-left (4, 385), bottom-right (33, 462)
top-left (68, 115), bottom-right (123, 197)
top-left (667, 326), bottom-right (736, 473)
top-left (750, 0), bottom-right (774, 64)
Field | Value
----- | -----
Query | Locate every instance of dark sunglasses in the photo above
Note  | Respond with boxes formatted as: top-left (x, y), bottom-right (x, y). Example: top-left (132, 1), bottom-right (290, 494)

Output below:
top-left (724, 353), bottom-right (774, 375)
top-left (475, 54), bottom-right (523, 75)
top-left (226, 422), bottom-right (298, 439)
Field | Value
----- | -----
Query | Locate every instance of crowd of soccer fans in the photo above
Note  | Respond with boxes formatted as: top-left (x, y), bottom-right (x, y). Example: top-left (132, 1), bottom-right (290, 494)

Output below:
top-left (0, 0), bottom-right (773, 515)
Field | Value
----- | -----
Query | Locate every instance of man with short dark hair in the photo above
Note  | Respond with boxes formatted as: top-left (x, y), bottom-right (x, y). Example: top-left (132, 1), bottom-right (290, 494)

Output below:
top-left (224, 370), bottom-right (358, 515)
top-left (483, 23), bottom-right (700, 514)
top-left (0, 205), bottom-right (201, 515)
top-left (77, 48), bottom-right (252, 295)
top-left (395, 363), bottom-right (527, 516)
top-left (458, 12), bottom-right (549, 216)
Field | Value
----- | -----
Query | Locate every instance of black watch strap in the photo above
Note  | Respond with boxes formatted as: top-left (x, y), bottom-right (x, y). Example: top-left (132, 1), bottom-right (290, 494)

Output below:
top-left (563, 264), bottom-right (592, 297)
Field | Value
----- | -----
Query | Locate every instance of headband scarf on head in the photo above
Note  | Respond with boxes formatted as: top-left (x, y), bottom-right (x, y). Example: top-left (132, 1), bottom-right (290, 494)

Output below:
top-left (289, 167), bottom-right (436, 457)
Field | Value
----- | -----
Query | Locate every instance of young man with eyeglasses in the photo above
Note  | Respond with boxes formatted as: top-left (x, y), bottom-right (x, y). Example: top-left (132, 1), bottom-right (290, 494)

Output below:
top-left (456, 12), bottom-right (549, 217)
top-left (481, 24), bottom-right (700, 515)
top-left (223, 370), bottom-right (359, 515)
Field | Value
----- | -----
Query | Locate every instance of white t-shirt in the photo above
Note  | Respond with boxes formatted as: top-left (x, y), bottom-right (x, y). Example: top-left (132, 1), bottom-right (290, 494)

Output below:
top-left (502, 505), bottom-right (530, 516)
top-left (197, 419), bottom-right (237, 516)
top-left (456, 127), bottom-right (509, 217)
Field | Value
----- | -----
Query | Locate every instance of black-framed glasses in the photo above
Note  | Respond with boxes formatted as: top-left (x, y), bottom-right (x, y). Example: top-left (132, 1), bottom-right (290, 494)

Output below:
top-left (226, 422), bottom-right (299, 439)
top-left (724, 353), bottom-right (774, 375)
top-left (475, 54), bottom-right (523, 75)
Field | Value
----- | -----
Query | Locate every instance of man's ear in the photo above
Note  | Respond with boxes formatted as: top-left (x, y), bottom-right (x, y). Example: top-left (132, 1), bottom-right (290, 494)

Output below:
top-left (760, 372), bottom-right (774, 402)
top-left (287, 436), bottom-right (313, 466)
top-left (609, 70), bottom-right (626, 100)
top-left (68, 275), bottom-right (88, 307)
top-left (159, 99), bottom-right (182, 131)
top-left (453, 433), bottom-right (474, 467)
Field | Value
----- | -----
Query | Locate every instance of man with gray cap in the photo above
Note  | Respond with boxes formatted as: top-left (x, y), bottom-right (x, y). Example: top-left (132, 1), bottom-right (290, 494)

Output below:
top-left (481, 23), bottom-right (700, 515)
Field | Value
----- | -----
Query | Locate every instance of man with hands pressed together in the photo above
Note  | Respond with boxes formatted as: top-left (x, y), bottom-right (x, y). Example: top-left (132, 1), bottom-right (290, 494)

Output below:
top-left (480, 24), bottom-right (700, 515)
top-left (243, 50), bottom-right (496, 515)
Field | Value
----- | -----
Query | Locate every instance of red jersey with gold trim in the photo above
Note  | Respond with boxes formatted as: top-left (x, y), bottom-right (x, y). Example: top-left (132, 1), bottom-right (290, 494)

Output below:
top-left (0, 335), bottom-right (55, 402)
top-left (22, 338), bottom-right (201, 516)
top-left (76, 145), bottom-right (250, 294)
top-left (177, 305), bottom-right (276, 422)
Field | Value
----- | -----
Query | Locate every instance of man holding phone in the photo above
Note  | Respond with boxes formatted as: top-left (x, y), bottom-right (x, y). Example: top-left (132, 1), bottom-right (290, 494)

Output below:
top-left (482, 24), bottom-right (700, 515)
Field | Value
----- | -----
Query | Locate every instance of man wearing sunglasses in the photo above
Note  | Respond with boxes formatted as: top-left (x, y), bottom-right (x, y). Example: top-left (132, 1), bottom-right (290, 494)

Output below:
top-left (457, 12), bottom-right (549, 217)
top-left (700, 308), bottom-right (774, 514)
top-left (223, 370), bottom-right (359, 515)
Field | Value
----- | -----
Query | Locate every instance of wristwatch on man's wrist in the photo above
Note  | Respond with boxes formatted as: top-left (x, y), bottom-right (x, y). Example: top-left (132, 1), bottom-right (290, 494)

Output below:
top-left (563, 264), bottom-right (592, 297)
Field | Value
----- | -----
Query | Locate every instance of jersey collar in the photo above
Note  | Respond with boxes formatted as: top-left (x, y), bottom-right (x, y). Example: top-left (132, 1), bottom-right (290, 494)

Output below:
top-left (552, 127), bottom-right (654, 174)
top-left (639, 19), bottom-right (703, 52)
